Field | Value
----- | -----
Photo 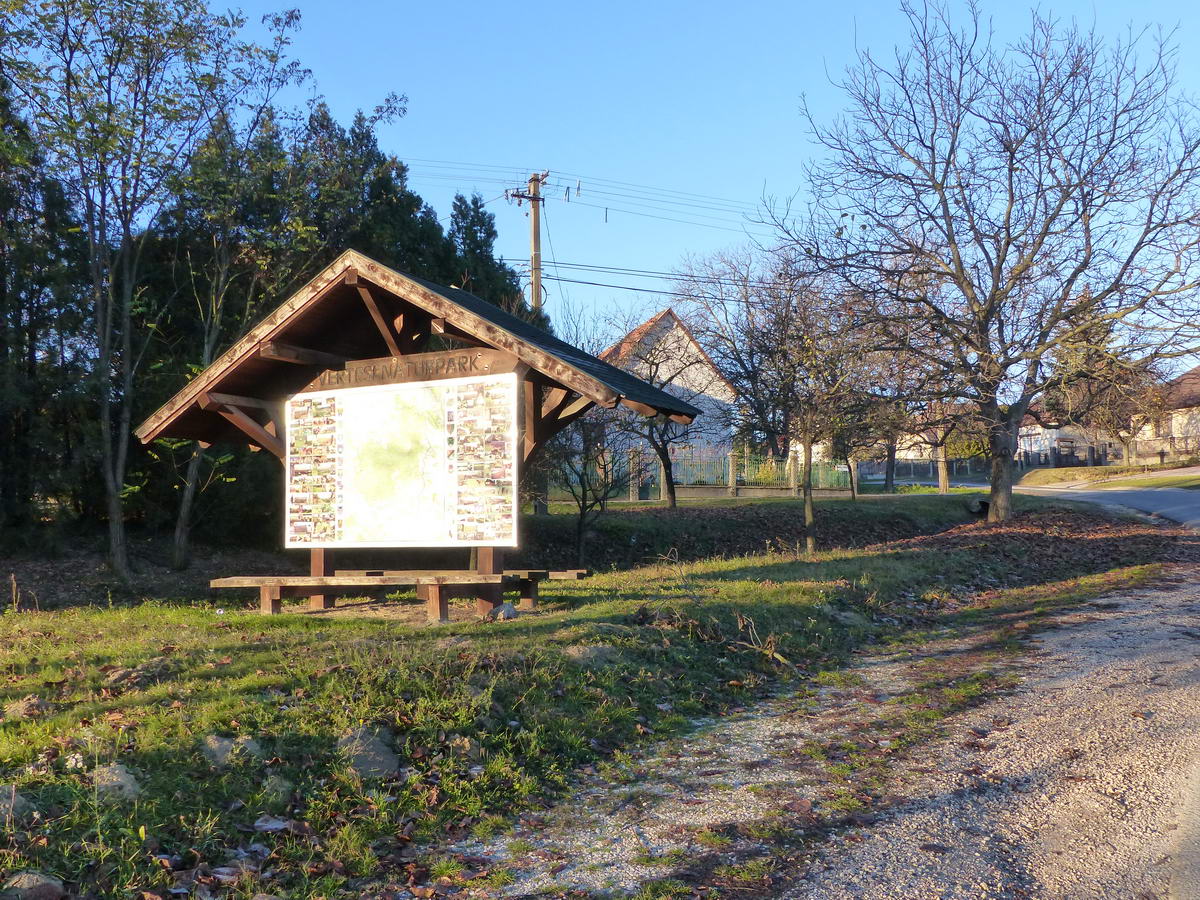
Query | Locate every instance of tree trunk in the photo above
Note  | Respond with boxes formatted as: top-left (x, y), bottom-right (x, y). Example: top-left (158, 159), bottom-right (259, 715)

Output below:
top-left (575, 513), bottom-right (587, 568)
top-left (844, 456), bottom-right (857, 500)
top-left (172, 446), bottom-right (205, 570)
top-left (884, 441), bottom-right (897, 493)
top-left (803, 437), bottom-right (815, 555)
top-left (937, 446), bottom-right (951, 494)
top-left (654, 444), bottom-right (677, 508)
top-left (987, 421), bottom-right (1018, 523)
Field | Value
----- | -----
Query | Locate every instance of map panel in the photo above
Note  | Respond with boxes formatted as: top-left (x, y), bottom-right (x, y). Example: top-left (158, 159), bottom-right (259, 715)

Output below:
top-left (285, 373), bottom-right (518, 548)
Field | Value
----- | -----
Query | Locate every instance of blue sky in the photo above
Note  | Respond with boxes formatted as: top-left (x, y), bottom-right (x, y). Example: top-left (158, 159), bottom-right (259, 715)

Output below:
top-left (238, 0), bottom-right (1200, 332)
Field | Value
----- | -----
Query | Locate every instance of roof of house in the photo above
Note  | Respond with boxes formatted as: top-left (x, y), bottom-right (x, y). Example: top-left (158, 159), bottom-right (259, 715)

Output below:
top-left (599, 307), bottom-right (737, 398)
top-left (137, 250), bottom-right (699, 445)
top-left (1164, 363), bottom-right (1200, 410)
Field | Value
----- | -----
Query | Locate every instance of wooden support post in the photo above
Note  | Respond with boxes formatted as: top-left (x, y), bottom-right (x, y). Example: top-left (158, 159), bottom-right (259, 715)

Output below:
top-left (309, 549), bottom-right (333, 610)
top-left (787, 452), bottom-right (799, 497)
top-left (518, 578), bottom-right (538, 611)
top-left (628, 447), bottom-right (640, 502)
top-left (259, 584), bottom-right (281, 615)
top-left (419, 584), bottom-right (449, 624)
top-left (475, 547), bottom-right (503, 616)
top-left (727, 448), bottom-right (738, 497)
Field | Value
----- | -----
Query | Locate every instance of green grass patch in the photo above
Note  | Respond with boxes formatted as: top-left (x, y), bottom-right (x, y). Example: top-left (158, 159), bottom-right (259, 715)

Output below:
top-left (1091, 473), bottom-right (1200, 490)
top-left (1019, 458), bottom-right (1199, 486)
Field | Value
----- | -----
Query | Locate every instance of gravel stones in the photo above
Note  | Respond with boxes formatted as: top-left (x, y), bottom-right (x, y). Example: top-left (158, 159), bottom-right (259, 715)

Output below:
top-left (1, 872), bottom-right (66, 900)
top-left (201, 734), bottom-right (263, 767)
top-left (337, 726), bottom-right (400, 779)
top-left (91, 763), bottom-right (141, 801)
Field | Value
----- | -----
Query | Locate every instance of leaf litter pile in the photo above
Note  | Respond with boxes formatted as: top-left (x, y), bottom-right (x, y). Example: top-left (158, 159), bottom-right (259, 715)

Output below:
top-left (0, 502), bottom-right (1194, 899)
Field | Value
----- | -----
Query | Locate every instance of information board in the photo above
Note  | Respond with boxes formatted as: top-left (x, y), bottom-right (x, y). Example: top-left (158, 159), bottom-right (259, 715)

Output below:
top-left (285, 372), bottom-right (519, 548)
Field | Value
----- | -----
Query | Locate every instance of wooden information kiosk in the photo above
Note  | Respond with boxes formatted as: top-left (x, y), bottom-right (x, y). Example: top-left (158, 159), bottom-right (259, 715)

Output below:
top-left (136, 250), bottom-right (699, 622)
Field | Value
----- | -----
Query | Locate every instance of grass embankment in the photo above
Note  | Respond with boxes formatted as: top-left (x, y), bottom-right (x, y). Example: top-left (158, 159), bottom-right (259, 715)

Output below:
top-left (1091, 472), bottom-right (1200, 490)
top-left (1019, 458), bottom-right (1199, 487)
top-left (0, 497), bottom-right (1187, 898)
top-left (520, 494), bottom-right (979, 570)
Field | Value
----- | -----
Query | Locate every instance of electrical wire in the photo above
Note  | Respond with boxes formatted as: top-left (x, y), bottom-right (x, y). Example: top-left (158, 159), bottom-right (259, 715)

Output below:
top-left (540, 199), bottom-right (570, 310)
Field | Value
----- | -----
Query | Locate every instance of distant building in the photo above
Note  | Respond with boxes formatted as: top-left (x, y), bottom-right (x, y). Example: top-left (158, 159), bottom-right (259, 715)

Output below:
top-left (1017, 415), bottom-right (1114, 466)
top-left (600, 308), bottom-right (737, 452)
top-left (1133, 364), bottom-right (1200, 462)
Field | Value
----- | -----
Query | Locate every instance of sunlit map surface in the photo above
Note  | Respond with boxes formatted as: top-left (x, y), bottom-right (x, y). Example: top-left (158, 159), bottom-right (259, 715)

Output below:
top-left (285, 373), bottom-right (518, 548)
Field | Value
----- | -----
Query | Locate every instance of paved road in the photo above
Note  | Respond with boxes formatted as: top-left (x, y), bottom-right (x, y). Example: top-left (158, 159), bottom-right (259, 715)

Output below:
top-left (1018, 484), bottom-right (1200, 529)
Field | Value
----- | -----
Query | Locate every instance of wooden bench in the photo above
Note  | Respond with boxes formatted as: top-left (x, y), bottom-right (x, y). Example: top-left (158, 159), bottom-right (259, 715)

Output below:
top-left (210, 568), bottom-right (590, 623)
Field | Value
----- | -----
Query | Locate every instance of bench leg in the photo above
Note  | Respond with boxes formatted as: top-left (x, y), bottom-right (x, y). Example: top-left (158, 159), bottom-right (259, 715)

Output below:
top-left (259, 584), bottom-right (281, 615)
top-left (310, 548), bottom-right (333, 610)
top-left (518, 578), bottom-right (538, 612)
top-left (475, 547), bottom-right (503, 616)
top-left (420, 584), bottom-right (449, 624)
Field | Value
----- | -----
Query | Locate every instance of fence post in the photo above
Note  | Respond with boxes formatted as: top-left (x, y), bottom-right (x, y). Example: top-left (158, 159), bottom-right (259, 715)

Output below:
top-left (787, 452), bottom-right (799, 497)
top-left (628, 448), bottom-right (640, 502)
top-left (727, 448), bottom-right (738, 497)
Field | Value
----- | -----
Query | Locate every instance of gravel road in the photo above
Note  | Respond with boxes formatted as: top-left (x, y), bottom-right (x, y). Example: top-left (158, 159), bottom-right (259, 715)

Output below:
top-left (427, 566), bottom-right (1200, 899)
top-left (1019, 484), bottom-right (1200, 529)
top-left (794, 569), bottom-right (1200, 899)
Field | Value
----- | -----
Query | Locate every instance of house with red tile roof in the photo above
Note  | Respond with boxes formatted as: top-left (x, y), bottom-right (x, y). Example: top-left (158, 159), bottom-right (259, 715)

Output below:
top-left (600, 308), bottom-right (736, 451)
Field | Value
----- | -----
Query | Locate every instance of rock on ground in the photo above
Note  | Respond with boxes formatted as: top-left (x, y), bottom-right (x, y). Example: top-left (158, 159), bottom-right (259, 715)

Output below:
top-left (562, 644), bottom-right (620, 668)
top-left (3, 696), bottom-right (51, 721)
top-left (262, 774), bottom-right (294, 805)
top-left (337, 726), bottom-right (401, 779)
top-left (91, 763), bottom-right (141, 801)
top-left (201, 734), bottom-right (263, 767)
top-left (1, 871), bottom-right (66, 900)
top-left (0, 783), bottom-right (32, 822)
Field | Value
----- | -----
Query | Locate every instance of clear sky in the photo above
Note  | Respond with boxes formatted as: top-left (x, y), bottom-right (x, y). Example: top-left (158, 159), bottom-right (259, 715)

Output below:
top-left (236, 0), bottom-right (1200, 333)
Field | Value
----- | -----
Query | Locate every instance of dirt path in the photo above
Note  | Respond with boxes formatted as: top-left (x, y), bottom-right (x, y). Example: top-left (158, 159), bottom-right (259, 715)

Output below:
top-left (420, 567), bottom-right (1200, 899)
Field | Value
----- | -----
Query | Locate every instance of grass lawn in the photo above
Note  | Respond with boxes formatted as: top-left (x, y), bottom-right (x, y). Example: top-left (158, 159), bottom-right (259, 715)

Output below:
top-left (1019, 459), bottom-right (1200, 487)
top-left (1091, 473), bottom-right (1200, 490)
top-left (0, 496), bottom-right (1188, 898)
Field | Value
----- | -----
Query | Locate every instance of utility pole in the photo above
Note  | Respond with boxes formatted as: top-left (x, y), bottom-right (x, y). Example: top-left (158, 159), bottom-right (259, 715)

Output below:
top-left (510, 172), bottom-right (550, 513)
top-left (509, 171), bottom-right (548, 314)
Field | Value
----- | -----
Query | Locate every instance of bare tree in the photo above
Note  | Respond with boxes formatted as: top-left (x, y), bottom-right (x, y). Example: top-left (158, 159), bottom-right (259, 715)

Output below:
top-left (682, 250), bottom-right (877, 552)
top-left (544, 409), bottom-right (633, 567)
top-left (785, 1), bottom-right (1200, 521)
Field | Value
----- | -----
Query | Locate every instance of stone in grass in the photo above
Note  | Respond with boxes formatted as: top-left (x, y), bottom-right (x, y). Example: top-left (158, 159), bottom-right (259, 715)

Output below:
top-left (0, 783), bottom-right (33, 822)
top-left (250, 895), bottom-right (284, 900)
top-left (337, 726), bottom-right (401, 779)
top-left (3, 695), bottom-right (52, 722)
top-left (91, 763), bottom-right (140, 801)
top-left (1, 871), bottom-right (66, 900)
top-left (486, 602), bottom-right (518, 621)
top-left (201, 734), bottom-right (263, 767)
top-left (562, 644), bottom-right (620, 669)
top-left (262, 773), bottom-right (294, 805)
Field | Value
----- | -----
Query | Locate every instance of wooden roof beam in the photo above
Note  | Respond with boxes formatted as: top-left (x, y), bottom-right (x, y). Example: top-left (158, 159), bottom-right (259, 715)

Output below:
top-left (357, 284), bottom-right (402, 358)
top-left (259, 341), bottom-right (347, 369)
top-left (212, 403), bottom-right (284, 460)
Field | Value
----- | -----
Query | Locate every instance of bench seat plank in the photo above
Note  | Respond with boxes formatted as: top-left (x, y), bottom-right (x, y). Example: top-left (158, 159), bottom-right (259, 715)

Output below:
top-left (211, 572), bottom-right (509, 588)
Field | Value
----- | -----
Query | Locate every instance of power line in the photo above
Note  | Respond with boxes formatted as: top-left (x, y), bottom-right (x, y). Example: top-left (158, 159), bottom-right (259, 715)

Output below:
top-left (547, 196), bottom-right (775, 238)
top-left (540, 198), bottom-right (570, 308)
